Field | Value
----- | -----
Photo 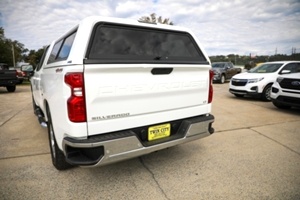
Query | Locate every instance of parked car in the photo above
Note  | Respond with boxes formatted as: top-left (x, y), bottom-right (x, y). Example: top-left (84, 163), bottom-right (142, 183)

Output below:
top-left (271, 72), bottom-right (300, 109)
top-left (0, 63), bottom-right (18, 92)
top-left (212, 62), bottom-right (241, 83)
top-left (229, 61), bottom-right (300, 101)
top-left (9, 67), bottom-right (25, 84)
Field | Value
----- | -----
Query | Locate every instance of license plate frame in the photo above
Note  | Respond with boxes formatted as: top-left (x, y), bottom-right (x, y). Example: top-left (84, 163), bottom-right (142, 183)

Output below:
top-left (148, 123), bottom-right (171, 141)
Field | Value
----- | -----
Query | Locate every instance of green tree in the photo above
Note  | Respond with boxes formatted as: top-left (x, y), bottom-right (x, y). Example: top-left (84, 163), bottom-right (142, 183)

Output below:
top-left (25, 47), bottom-right (45, 66)
top-left (0, 27), bottom-right (27, 66)
top-left (0, 27), bottom-right (4, 39)
top-left (139, 13), bottom-right (174, 25)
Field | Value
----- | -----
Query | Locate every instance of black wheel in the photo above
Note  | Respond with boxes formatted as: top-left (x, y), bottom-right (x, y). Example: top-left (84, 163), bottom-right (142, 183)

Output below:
top-left (272, 101), bottom-right (291, 109)
top-left (6, 85), bottom-right (16, 92)
top-left (234, 94), bottom-right (244, 98)
top-left (220, 74), bottom-right (226, 84)
top-left (261, 84), bottom-right (272, 101)
top-left (46, 106), bottom-right (73, 170)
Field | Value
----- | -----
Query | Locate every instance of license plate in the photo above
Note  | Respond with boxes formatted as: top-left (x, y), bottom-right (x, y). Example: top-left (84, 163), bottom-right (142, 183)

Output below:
top-left (148, 123), bottom-right (171, 141)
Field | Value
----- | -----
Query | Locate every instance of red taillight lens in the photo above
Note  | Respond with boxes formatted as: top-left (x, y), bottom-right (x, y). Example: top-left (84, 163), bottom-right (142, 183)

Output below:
top-left (208, 70), bottom-right (214, 103)
top-left (65, 73), bottom-right (86, 122)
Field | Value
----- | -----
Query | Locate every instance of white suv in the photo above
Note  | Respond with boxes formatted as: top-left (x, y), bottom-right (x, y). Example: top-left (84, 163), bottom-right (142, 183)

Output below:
top-left (229, 61), bottom-right (300, 101)
top-left (271, 72), bottom-right (300, 109)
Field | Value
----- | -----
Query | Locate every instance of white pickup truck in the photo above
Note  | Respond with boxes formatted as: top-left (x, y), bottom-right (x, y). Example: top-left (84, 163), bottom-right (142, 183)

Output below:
top-left (29, 16), bottom-right (215, 170)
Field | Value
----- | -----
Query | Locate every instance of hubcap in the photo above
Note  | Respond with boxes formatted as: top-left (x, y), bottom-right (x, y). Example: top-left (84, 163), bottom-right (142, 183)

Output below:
top-left (221, 76), bottom-right (225, 83)
top-left (266, 87), bottom-right (271, 100)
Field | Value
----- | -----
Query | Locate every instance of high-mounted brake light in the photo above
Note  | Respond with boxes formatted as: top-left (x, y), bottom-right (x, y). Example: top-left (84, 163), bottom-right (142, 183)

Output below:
top-left (208, 70), bottom-right (214, 103)
top-left (65, 73), bottom-right (86, 122)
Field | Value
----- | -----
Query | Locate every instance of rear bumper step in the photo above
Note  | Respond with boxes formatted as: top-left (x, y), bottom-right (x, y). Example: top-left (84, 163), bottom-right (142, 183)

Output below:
top-left (34, 108), bottom-right (47, 128)
top-left (63, 114), bottom-right (214, 167)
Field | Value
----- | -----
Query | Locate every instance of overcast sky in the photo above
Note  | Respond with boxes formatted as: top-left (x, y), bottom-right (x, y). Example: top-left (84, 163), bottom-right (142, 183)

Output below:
top-left (0, 0), bottom-right (300, 56)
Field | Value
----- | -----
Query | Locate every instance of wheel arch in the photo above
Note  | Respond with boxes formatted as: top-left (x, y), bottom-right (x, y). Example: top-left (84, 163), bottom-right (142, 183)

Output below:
top-left (45, 101), bottom-right (62, 150)
top-left (263, 82), bottom-right (274, 91)
top-left (261, 83), bottom-right (273, 101)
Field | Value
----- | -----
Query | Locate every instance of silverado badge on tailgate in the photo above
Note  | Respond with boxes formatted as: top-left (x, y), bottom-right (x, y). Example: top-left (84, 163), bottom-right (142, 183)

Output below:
top-left (148, 123), bottom-right (171, 141)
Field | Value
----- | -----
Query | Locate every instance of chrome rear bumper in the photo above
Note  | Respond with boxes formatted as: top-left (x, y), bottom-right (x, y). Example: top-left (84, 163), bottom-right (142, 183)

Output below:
top-left (63, 114), bottom-right (214, 167)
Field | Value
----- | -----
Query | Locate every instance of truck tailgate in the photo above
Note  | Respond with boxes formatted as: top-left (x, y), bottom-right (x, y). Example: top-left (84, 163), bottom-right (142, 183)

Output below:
top-left (84, 64), bottom-right (210, 136)
top-left (0, 70), bottom-right (17, 81)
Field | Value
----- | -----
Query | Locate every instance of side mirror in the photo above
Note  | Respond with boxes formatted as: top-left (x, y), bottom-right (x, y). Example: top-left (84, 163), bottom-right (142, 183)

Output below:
top-left (281, 70), bottom-right (291, 74)
top-left (21, 65), bottom-right (34, 77)
top-left (21, 65), bottom-right (34, 72)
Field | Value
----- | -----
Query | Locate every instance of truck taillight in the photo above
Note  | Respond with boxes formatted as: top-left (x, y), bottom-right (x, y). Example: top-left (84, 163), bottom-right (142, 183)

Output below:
top-left (65, 73), bottom-right (86, 122)
top-left (208, 70), bottom-right (214, 103)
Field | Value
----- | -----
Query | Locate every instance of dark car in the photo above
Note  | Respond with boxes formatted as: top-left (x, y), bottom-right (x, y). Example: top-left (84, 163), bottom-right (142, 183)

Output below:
top-left (212, 62), bottom-right (242, 84)
top-left (0, 63), bottom-right (9, 70)
top-left (0, 63), bottom-right (18, 92)
top-left (9, 67), bottom-right (25, 84)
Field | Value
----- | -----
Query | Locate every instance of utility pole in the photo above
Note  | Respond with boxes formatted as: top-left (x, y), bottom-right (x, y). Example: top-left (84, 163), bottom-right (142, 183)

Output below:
top-left (11, 44), bottom-right (16, 67)
top-left (292, 47), bottom-right (296, 54)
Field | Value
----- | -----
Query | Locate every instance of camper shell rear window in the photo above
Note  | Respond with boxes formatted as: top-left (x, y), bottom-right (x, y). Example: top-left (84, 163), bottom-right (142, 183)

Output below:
top-left (85, 23), bottom-right (208, 64)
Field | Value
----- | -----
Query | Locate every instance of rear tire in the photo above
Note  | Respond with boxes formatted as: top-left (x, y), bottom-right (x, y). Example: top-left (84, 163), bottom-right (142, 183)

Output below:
top-left (261, 84), bottom-right (272, 101)
top-left (46, 106), bottom-right (73, 170)
top-left (6, 86), bottom-right (16, 92)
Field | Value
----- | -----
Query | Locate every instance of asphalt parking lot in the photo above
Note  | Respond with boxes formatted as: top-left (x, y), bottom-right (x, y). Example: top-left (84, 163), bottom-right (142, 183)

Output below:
top-left (0, 83), bottom-right (300, 200)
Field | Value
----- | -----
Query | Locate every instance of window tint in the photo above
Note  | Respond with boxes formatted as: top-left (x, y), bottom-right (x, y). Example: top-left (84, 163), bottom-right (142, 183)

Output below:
top-left (0, 63), bottom-right (9, 70)
top-left (36, 46), bottom-right (49, 71)
top-left (57, 32), bottom-right (76, 60)
top-left (47, 31), bottom-right (76, 64)
top-left (86, 24), bottom-right (207, 64)
top-left (212, 63), bottom-right (225, 68)
top-left (48, 40), bottom-right (63, 64)
top-left (249, 63), bottom-right (283, 73)
top-left (281, 63), bottom-right (300, 73)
